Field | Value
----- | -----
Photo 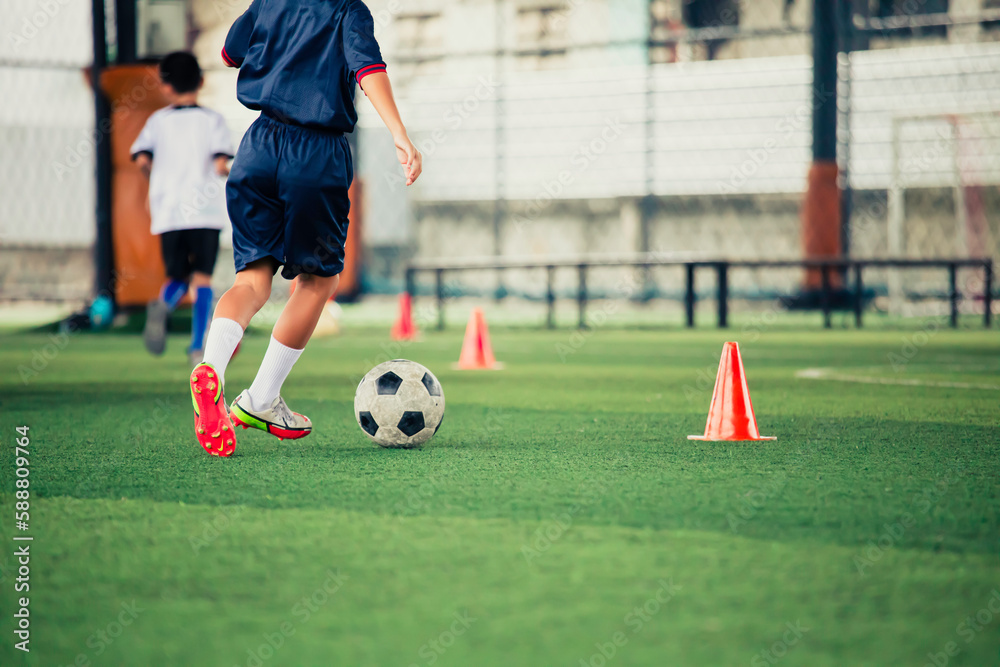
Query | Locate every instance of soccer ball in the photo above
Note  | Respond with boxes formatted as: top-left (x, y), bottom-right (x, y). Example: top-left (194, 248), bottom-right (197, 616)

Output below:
top-left (354, 360), bottom-right (445, 448)
top-left (89, 295), bottom-right (114, 331)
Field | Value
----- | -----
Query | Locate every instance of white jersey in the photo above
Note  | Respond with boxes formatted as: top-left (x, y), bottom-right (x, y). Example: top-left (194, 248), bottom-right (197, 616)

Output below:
top-left (130, 105), bottom-right (235, 235)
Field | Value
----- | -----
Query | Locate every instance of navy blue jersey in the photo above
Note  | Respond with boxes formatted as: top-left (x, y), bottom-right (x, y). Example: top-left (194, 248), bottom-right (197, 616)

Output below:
top-left (223, 0), bottom-right (385, 133)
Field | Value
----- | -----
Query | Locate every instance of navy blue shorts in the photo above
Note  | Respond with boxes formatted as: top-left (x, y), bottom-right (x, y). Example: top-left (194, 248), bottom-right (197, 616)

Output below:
top-left (227, 114), bottom-right (353, 280)
top-left (160, 228), bottom-right (220, 281)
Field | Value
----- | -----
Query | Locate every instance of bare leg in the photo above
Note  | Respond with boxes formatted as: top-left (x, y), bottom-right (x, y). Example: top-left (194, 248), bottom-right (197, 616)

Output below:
top-left (272, 274), bottom-right (340, 349)
top-left (189, 271), bottom-right (212, 290)
top-left (214, 259), bottom-right (276, 328)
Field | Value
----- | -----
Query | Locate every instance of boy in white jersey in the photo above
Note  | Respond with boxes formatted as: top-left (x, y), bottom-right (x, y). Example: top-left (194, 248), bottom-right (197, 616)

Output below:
top-left (131, 52), bottom-right (235, 364)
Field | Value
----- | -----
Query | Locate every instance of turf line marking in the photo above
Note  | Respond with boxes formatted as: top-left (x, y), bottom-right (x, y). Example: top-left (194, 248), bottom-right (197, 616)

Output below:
top-left (795, 368), bottom-right (1000, 391)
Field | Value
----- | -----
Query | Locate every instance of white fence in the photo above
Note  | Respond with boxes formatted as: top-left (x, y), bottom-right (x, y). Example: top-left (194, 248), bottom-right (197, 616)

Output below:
top-left (364, 40), bottom-right (1000, 202)
top-left (0, 0), bottom-right (94, 247)
top-left (3, 19), bottom-right (1000, 247)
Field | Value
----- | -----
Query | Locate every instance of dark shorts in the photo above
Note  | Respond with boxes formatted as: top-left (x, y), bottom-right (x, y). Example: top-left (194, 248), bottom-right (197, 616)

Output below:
top-left (159, 228), bottom-right (220, 282)
top-left (226, 114), bottom-right (353, 280)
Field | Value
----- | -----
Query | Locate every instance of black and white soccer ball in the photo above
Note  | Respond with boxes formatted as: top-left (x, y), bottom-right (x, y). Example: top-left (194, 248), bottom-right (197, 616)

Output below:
top-left (354, 360), bottom-right (445, 448)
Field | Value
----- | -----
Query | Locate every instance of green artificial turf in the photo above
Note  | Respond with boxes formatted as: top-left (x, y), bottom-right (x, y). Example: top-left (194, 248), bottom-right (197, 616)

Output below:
top-left (0, 326), bottom-right (998, 666)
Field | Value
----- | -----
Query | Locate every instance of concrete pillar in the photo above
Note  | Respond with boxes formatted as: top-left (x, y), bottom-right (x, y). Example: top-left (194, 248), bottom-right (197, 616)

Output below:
top-left (949, 0), bottom-right (981, 44)
top-left (620, 197), bottom-right (644, 253)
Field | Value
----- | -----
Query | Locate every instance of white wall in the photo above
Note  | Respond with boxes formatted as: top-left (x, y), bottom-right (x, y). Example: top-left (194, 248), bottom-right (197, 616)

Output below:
top-left (355, 40), bottom-right (1000, 205)
top-left (0, 0), bottom-right (94, 247)
top-left (6, 0), bottom-right (1000, 248)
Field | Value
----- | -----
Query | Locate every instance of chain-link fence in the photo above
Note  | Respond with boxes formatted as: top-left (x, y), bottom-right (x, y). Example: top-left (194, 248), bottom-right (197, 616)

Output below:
top-left (0, 0), bottom-right (96, 301)
top-left (350, 0), bottom-right (1000, 324)
top-left (2, 0), bottom-right (998, 325)
top-left (843, 12), bottom-right (1000, 315)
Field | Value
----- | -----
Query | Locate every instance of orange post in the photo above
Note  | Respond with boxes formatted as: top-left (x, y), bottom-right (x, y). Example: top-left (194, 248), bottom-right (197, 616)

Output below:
top-left (688, 342), bottom-right (775, 441)
top-left (802, 161), bottom-right (842, 290)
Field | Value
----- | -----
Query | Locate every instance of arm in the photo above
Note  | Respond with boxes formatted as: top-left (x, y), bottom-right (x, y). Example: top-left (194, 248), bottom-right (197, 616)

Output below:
top-left (359, 72), bottom-right (421, 186)
top-left (214, 156), bottom-right (230, 177)
top-left (130, 115), bottom-right (156, 178)
top-left (222, 0), bottom-right (259, 68)
top-left (343, 1), bottom-right (419, 185)
top-left (135, 153), bottom-right (152, 178)
top-left (210, 114), bottom-right (235, 177)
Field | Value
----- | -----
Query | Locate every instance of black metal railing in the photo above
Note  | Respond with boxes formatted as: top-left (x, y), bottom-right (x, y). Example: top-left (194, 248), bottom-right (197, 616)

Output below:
top-left (404, 256), bottom-right (994, 330)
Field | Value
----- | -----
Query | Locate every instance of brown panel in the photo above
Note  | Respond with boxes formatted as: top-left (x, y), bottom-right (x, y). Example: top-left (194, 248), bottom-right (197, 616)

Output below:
top-left (338, 178), bottom-right (363, 300)
top-left (99, 65), bottom-right (365, 304)
top-left (99, 65), bottom-right (170, 306)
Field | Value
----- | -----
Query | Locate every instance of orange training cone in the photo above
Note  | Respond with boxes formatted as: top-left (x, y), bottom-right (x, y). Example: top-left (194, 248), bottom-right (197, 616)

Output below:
top-left (391, 292), bottom-right (418, 341)
top-left (688, 342), bottom-right (775, 441)
top-left (455, 308), bottom-right (501, 370)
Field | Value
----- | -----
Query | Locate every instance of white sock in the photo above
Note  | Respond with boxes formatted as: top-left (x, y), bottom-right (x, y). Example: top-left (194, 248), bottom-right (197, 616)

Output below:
top-left (246, 336), bottom-right (303, 411)
top-left (201, 317), bottom-right (244, 385)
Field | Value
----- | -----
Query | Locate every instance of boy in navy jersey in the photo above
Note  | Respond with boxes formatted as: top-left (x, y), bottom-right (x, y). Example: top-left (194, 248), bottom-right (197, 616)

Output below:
top-left (190, 0), bottom-right (422, 456)
top-left (131, 52), bottom-right (234, 365)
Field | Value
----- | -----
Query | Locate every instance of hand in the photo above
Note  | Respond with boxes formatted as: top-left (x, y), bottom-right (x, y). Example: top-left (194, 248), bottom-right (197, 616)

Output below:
top-left (135, 153), bottom-right (152, 177)
top-left (214, 156), bottom-right (231, 177)
top-left (394, 133), bottom-right (422, 186)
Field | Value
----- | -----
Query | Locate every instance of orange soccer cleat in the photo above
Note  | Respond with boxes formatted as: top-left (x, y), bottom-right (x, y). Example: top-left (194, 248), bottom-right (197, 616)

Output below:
top-left (190, 363), bottom-right (237, 457)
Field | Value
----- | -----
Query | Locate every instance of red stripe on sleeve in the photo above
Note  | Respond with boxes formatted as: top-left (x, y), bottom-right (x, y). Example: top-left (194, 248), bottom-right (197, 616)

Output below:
top-left (356, 63), bottom-right (386, 83)
top-left (221, 47), bottom-right (238, 68)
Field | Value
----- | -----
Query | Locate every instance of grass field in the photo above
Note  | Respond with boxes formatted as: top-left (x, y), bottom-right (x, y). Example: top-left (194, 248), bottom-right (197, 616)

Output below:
top-left (0, 323), bottom-right (998, 666)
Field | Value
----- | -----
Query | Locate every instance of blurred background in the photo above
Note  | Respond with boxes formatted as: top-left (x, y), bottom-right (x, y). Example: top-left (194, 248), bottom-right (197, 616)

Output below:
top-left (1, 0), bottom-right (998, 329)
